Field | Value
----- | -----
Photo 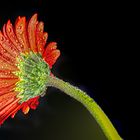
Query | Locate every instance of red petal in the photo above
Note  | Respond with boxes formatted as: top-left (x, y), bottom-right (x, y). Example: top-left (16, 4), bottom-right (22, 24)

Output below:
top-left (15, 17), bottom-right (30, 53)
top-left (25, 96), bottom-right (39, 110)
top-left (45, 50), bottom-right (60, 68)
top-left (28, 14), bottom-right (38, 52)
top-left (13, 96), bottom-right (40, 118)
top-left (2, 24), bottom-right (8, 38)
top-left (43, 42), bottom-right (57, 57)
top-left (1, 24), bottom-right (19, 58)
top-left (0, 92), bottom-right (17, 109)
top-left (0, 44), bottom-right (16, 65)
top-left (6, 20), bottom-right (23, 53)
top-left (0, 31), bottom-right (19, 57)
top-left (22, 103), bottom-right (30, 114)
top-left (0, 70), bottom-right (18, 79)
top-left (36, 22), bottom-right (48, 54)
top-left (0, 94), bottom-right (39, 125)
top-left (18, 96), bottom-right (40, 116)
top-left (0, 98), bottom-right (20, 125)
top-left (0, 84), bottom-right (16, 96)
top-left (0, 78), bottom-right (18, 89)
top-left (0, 57), bottom-right (18, 71)
top-left (43, 42), bottom-right (60, 68)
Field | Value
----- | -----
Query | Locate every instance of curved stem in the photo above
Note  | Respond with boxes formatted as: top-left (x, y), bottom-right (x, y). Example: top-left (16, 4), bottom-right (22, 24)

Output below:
top-left (47, 76), bottom-right (122, 140)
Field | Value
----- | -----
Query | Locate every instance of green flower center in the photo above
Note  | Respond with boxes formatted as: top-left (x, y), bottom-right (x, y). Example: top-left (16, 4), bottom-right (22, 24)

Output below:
top-left (14, 52), bottom-right (50, 103)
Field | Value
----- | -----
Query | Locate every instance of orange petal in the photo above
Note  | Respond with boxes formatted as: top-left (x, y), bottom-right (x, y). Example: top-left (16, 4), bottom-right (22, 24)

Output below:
top-left (28, 14), bottom-right (38, 52)
top-left (28, 96), bottom-right (39, 110)
top-left (43, 42), bottom-right (57, 57)
top-left (1, 24), bottom-right (19, 58)
top-left (0, 98), bottom-right (18, 116)
top-left (36, 22), bottom-right (48, 54)
top-left (0, 31), bottom-right (19, 57)
top-left (15, 17), bottom-right (30, 52)
top-left (0, 78), bottom-right (18, 89)
top-left (0, 92), bottom-right (17, 102)
top-left (0, 44), bottom-right (16, 65)
top-left (0, 70), bottom-right (18, 79)
top-left (22, 104), bottom-right (30, 114)
top-left (44, 49), bottom-right (60, 68)
top-left (2, 24), bottom-right (8, 38)
top-left (6, 20), bottom-right (23, 53)
top-left (43, 42), bottom-right (60, 67)
top-left (0, 92), bottom-right (17, 110)
top-left (0, 84), bottom-right (16, 96)
top-left (0, 57), bottom-right (18, 71)
top-left (0, 98), bottom-right (20, 125)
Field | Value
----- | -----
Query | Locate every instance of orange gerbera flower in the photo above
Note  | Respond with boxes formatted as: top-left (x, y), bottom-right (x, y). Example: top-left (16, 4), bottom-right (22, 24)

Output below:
top-left (0, 13), bottom-right (122, 140)
top-left (0, 14), bottom-right (60, 125)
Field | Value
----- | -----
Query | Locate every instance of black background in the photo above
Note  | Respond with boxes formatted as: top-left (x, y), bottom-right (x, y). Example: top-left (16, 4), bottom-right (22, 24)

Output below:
top-left (0, 0), bottom-right (134, 140)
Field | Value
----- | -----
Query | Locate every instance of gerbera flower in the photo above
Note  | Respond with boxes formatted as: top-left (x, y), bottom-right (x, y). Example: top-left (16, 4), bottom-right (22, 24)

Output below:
top-left (0, 14), bottom-right (60, 125)
top-left (0, 13), bottom-right (122, 140)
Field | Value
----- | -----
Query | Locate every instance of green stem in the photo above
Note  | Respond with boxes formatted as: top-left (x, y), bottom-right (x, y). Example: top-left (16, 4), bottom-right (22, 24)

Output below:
top-left (47, 76), bottom-right (122, 140)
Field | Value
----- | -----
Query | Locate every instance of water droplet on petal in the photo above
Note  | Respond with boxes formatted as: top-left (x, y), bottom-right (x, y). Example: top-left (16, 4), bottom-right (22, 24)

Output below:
top-left (8, 28), bottom-right (12, 32)
top-left (18, 25), bottom-right (23, 34)
top-left (1, 37), bottom-right (4, 41)
top-left (19, 25), bottom-right (22, 29)
top-left (3, 49), bottom-right (6, 53)
top-left (20, 44), bottom-right (24, 49)
top-left (39, 28), bottom-right (43, 32)
top-left (6, 39), bottom-right (10, 43)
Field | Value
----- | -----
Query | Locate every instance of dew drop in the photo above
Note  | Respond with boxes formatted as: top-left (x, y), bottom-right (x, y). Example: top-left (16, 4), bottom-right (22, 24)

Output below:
top-left (3, 49), bottom-right (6, 53)
top-left (19, 25), bottom-right (22, 29)
top-left (39, 28), bottom-right (43, 33)
top-left (20, 44), bottom-right (24, 49)
top-left (43, 36), bottom-right (46, 40)
top-left (0, 37), bottom-right (4, 41)
top-left (8, 27), bottom-right (12, 32)
top-left (6, 39), bottom-right (10, 43)
top-left (18, 25), bottom-right (23, 34)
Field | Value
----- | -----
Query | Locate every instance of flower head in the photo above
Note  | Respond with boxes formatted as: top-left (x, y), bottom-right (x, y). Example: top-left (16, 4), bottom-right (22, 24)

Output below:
top-left (0, 14), bottom-right (60, 125)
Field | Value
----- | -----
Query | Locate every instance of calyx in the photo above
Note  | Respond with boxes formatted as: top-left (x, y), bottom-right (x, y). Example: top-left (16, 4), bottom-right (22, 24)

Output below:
top-left (14, 52), bottom-right (50, 103)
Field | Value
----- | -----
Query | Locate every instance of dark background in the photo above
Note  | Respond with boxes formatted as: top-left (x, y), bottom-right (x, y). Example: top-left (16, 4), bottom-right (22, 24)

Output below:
top-left (0, 0), bottom-right (134, 140)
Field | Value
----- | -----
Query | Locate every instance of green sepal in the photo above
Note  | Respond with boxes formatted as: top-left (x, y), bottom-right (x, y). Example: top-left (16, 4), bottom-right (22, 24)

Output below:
top-left (14, 52), bottom-right (50, 103)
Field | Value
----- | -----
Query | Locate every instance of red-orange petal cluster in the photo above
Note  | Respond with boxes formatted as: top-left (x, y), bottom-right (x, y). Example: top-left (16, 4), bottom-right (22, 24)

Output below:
top-left (0, 13), bottom-right (60, 125)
